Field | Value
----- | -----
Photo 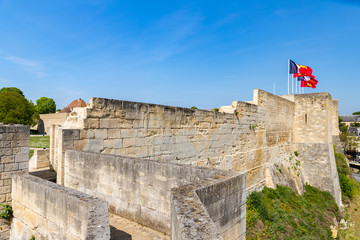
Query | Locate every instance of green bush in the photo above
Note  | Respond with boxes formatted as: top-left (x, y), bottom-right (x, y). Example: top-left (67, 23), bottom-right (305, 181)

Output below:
top-left (339, 173), bottom-right (357, 199)
top-left (335, 150), bottom-right (350, 176)
top-left (333, 146), bottom-right (358, 200)
top-left (0, 203), bottom-right (13, 220)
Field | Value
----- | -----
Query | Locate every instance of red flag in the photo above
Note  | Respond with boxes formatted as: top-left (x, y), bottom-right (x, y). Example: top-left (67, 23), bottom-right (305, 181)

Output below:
top-left (300, 78), bottom-right (318, 88)
top-left (294, 65), bottom-right (315, 79)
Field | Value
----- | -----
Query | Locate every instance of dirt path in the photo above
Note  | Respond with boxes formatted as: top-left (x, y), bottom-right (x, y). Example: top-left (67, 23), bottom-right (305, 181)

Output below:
top-left (109, 213), bottom-right (170, 240)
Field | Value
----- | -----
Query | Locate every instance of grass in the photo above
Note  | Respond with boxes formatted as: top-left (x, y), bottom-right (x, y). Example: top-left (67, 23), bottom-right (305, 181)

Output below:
top-left (338, 193), bottom-right (360, 239)
top-left (334, 146), bottom-right (358, 201)
top-left (30, 136), bottom-right (50, 149)
top-left (334, 146), bottom-right (360, 239)
top-left (246, 184), bottom-right (340, 240)
top-left (29, 149), bottom-right (34, 159)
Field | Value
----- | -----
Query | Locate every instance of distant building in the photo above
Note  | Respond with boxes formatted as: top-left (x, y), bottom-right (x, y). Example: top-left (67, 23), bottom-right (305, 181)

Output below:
top-left (348, 127), bottom-right (360, 137)
top-left (59, 98), bottom-right (87, 113)
top-left (339, 115), bottom-right (360, 127)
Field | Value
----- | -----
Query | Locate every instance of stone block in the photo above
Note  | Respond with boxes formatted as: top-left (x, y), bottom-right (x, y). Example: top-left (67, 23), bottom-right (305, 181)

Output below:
top-left (123, 138), bottom-right (136, 148)
top-left (18, 162), bottom-right (28, 170)
top-left (15, 154), bottom-right (28, 163)
top-left (62, 129), bottom-right (80, 140)
top-left (0, 141), bottom-right (11, 148)
top-left (4, 163), bottom-right (18, 172)
top-left (107, 129), bottom-right (121, 139)
top-left (100, 119), bottom-right (120, 129)
top-left (84, 118), bottom-right (100, 129)
top-left (0, 148), bottom-right (12, 156)
top-left (0, 186), bottom-right (11, 194)
top-left (1, 156), bottom-right (15, 164)
top-left (113, 139), bottom-right (123, 149)
top-left (95, 129), bottom-right (108, 139)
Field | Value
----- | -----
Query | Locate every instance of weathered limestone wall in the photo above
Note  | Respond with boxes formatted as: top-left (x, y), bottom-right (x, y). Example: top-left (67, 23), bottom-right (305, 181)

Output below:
top-left (291, 93), bottom-right (341, 206)
top-left (64, 150), bottom-right (246, 239)
top-left (29, 149), bottom-right (50, 170)
top-left (54, 89), bottom-right (299, 192)
top-left (0, 123), bottom-right (29, 238)
top-left (195, 175), bottom-right (246, 240)
top-left (11, 174), bottom-right (110, 240)
top-left (39, 112), bottom-right (69, 134)
top-left (52, 89), bottom-right (341, 206)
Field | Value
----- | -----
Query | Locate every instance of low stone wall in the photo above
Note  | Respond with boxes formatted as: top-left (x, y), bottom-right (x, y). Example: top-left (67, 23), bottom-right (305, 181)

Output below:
top-left (11, 174), bottom-right (110, 240)
top-left (196, 176), bottom-right (246, 240)
top-left (172, 174), bottom-right (246, 240)
top-left (0, 123), bottom-right (29, 238)
top-left (29, 148), bottom-right (50, 170)
top-left (64, 150), bottom-right (246, 239)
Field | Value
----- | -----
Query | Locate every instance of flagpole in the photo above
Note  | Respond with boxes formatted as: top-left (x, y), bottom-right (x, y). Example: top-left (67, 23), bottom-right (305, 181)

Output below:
top-left (287, 59), bottom-right (289, 95)
top-left (295, 76), bottom-right (297, 94)
top-left (273, 82), bottom-right (275, 95)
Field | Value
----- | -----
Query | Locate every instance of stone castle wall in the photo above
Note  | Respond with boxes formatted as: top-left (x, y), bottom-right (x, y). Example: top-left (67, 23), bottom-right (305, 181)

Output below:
top-left (52, 89), bottom-right (297, 191)
top-left (291, 93), bottom-right (341, 205)
top-left (0, 124), bottom-right (29, 238)
top-left (64, 150), bottom-right (246, 239)
top-left (51, 89), bottom-right (341, 206)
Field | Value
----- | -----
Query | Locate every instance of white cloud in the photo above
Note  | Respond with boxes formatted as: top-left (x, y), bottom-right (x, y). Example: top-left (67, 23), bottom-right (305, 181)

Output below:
top-left (4, 56), bottom-right (47, 78)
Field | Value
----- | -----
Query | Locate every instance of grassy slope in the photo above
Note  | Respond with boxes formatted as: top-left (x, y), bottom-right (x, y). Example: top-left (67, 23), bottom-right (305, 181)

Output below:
top-left (246, 147), bottom-right (360, 239)
top-left (29, 136), bottom-right (50, 148)
top-left (246, 185), bottom-right (340, 240)
top-left (335, 148), bottom-right (360, 239)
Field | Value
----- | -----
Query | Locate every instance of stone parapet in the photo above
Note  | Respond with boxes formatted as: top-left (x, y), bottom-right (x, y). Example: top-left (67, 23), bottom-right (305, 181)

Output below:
top-left (64, 150), bottom-right (246, 239)
top-left (11, 173), bottom-right (110, 240)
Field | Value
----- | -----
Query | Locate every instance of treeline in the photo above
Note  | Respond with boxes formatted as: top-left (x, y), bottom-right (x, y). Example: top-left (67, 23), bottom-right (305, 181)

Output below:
top-left (0, 87), bottom-right (56, 126)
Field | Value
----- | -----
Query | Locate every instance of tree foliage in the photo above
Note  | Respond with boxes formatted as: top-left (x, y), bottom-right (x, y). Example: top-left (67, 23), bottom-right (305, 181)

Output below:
top-left (352, 111), bottom-right (360, 115)
top-left (35, 97), bottom-right (56, 114)
top-left (339, 117), bottom-right (348, 134)
top-left (0, 87), bottom-right (24, 96)
top-left (0, 91), bottom-right (39, 126)
top-left (339, 117), bottom-right (359, 152)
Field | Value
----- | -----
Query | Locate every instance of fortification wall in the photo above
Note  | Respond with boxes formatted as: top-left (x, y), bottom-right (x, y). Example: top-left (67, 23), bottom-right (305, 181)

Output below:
top-left (11, 174), bottom-right (110, 240)
top-left (0, 124), bottom-right (29, 238)
top-left (293, 93), bottom-right (341, 206)
top-left (52, 89), bottom-right (341, 206)
top-left (64, 150), bottom-right (246, 239)
top-left (53, 89), bottom-right (300, 192)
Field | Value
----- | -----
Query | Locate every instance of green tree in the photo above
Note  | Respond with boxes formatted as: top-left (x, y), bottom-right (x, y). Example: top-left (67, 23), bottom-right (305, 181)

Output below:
top-left (339, 117), bottom-right (348, 134)
top-left (0, 87), bottom-right (24, 96)
top-left (35, 97), bottom-right (56, 114)
top-left (352, 111), bottom-right (360, 115)
top-left (0, 91), bottom-right (39, 126)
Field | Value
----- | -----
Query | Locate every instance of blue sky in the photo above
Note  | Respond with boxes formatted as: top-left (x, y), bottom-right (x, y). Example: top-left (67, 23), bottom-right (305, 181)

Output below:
top-left (0, 0), bottom-right (359, 114)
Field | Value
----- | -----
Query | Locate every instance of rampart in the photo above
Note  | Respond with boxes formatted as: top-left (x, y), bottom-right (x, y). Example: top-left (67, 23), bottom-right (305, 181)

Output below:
top-left (39, 112), bottom-right (69, 134)
top-left (11, 174), bottom-right (110, 240)
top-left (51, 89), bottom-right (341, 206)
top-left (64, 150), bottom-right (246, 239)
top-left (0, 124), bottom-right (29, 238)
